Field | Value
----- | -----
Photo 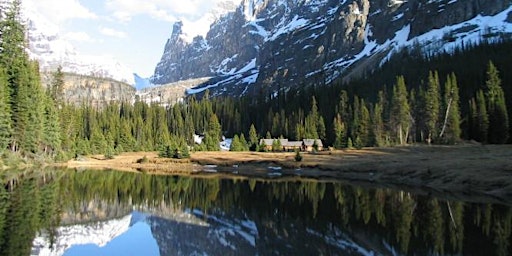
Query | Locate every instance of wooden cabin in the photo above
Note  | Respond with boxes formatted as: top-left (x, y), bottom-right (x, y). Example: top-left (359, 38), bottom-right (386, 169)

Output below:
top-left (283, 141), bottom-right (303, 151)
top-left (303, 139), bottom-right (323, 152)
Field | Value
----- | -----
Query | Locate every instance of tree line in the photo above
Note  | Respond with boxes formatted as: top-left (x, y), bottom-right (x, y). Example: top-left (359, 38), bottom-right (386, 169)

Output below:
top-left (0, 0), bottom-right (510, 162)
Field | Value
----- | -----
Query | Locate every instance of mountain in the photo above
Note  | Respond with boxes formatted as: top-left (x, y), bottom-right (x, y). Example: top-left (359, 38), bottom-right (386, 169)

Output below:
top-left (0, 0), bottom-right (134, 86)
top-left (151, 0), bottom-right (512, 97)
top-left (22, 4), bottom-right (135, 86)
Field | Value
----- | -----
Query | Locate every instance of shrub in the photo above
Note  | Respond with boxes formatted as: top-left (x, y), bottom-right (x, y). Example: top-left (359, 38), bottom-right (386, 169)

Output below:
top-left (295, 150), bottom-right (303, 162)
top-left (137, 156), bottom-right (149, 164)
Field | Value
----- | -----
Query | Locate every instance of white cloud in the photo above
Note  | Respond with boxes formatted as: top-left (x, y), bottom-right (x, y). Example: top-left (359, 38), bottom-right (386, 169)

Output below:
top-left (99, 26), bottom-right (127, 39)
top-left (64, 31), bottom-right (96, 42)
top-left (105, 0), bottom-right (177, 23)
top-left (104, 0), bottom-right (235, 22)
top-left (103, 0), bottom-right (238, 39)
top-left (23, 0), bottom-right (97, 25)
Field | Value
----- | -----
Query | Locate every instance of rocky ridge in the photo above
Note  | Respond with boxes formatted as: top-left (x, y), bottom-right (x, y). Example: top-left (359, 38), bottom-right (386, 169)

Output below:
top-left (151, 0), bottom-right (512, 97)
top-left (41, 73), bottom-right (135, 107)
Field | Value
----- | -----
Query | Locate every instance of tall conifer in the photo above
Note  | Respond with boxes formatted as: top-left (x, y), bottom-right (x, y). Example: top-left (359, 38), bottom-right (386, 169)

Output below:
top-left (485, 61), bottom-right (509, 144)
top-left (390, 76), bottom-right (411, 145)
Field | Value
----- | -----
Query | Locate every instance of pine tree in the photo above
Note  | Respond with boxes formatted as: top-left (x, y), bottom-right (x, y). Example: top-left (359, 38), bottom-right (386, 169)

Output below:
top-left (424, 71), bottom-right (441, 144)
top-left (390, 76), bottom-right (411, 145)
top-left (0, 0), bottom-right (29, 152)
top-left (372, 101), bottom-right (385, 147)
top-left (484, 61), bottom-right (509, 144)
top-left (239, 133), bottom-right (249, 151)
top-left (230, 134), bottom-right (241, 151)
top-left (333, 114), bottom-right (346, 149)
top-left (204, 113), bottom-right (221, 151)
top-left (476, 90), bottom-right (489, 143)
top-left (42, 93), bottom-right (61, 155)
top-left (0, 68), bottom-right (12, 151)
top-left (439, 73), bottom-right (461, 144)
top-left (49, 66), bottom-right (64, 103)
top-left (248, 123), bottom-right (259, 151)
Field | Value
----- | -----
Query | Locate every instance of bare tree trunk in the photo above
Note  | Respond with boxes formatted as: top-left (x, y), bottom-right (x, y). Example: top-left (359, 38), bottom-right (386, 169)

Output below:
top-left (399, 124), bottom-right (403, 145)
top-left (439, 98), bottom-right (453, 138)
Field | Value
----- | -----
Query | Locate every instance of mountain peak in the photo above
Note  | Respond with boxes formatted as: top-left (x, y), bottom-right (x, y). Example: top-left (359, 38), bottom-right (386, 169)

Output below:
top-left (151, 0), bottom-right (512, 97)
top-left (8, 1), bottom-right (136, 85)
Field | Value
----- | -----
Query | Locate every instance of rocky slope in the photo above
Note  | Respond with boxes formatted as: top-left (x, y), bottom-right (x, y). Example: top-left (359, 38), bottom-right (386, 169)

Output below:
top-left (41, 72), bottom-right (135, 107)
top-left (151, 0), bottom-right (512, 97)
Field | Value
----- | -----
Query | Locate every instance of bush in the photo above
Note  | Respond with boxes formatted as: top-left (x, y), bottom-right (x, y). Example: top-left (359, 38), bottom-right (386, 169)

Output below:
top-left (137, 156), bottom-right (149, 164)
top-left (294, 150), bottom-right (303, 162)
top-left (55, 151), bottom-right (71, 162)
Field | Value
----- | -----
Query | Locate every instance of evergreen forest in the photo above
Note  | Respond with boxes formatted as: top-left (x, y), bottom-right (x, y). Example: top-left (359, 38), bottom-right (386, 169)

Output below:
top-left (0, 0), bottom-right (511, 162)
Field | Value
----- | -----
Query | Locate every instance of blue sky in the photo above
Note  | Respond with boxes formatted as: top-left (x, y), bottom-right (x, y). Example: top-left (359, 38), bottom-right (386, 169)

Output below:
top-left (23, 0), bottom-right (237, 78)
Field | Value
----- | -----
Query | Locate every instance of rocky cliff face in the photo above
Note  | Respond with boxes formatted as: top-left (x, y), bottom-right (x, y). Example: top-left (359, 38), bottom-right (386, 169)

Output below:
top-left (41, 73), bottom-right (136, 107)
top-left (151, 0), bottom-right (512, 97)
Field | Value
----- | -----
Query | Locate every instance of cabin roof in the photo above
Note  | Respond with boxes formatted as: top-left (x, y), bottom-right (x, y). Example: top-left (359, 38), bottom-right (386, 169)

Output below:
top-left (303, 139), bottom-right (323, 147)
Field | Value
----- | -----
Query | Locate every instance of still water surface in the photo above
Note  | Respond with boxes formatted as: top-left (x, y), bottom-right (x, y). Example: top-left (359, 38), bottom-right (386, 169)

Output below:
top-left (0, 169), bottom-right (510, 255)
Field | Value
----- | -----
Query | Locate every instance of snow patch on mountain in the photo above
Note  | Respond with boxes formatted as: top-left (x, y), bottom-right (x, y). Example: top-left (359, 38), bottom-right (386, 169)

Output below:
top-left (20, 2), bottom-right (135, 85)
top-left (314, 4), bottom-right (512, 84)
top-left (268, 15), bottom-right (309, 41)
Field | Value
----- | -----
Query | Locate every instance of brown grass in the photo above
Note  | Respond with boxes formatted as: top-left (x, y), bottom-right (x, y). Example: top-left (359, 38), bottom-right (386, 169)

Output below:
top-left (64, 144), bottom-right (512, 204)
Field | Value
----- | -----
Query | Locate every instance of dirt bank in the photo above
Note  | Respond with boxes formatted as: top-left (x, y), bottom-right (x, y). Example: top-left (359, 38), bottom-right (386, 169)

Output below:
top-left (65, 144), bottom-right (512, 204)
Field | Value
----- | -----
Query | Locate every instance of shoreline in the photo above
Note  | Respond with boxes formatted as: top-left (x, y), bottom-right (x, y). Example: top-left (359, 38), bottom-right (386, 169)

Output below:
top-left (64, 144), bottom-right (512, 204)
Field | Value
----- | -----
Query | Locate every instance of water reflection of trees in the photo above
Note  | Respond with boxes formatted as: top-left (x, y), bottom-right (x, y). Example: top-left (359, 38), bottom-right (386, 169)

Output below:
top-left (0, 169), bottom-right (511, 255)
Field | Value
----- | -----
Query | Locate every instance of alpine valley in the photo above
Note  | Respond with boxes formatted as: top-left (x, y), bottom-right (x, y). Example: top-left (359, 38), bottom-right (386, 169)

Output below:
top-left (11, 0), bottom-right (512, 104)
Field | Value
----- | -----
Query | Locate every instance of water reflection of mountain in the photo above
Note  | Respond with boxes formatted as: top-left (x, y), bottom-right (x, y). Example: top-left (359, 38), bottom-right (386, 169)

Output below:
top-left (0, 169), bottom-right (510, 255)
top-left (32, 214), bottom-right (132, 256)
top-left (147, 208), bottom-right (394, 255)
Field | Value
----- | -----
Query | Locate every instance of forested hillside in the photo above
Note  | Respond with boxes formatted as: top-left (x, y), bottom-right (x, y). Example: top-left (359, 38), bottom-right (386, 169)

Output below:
top-left (0, 0), bottom-right (510, 163)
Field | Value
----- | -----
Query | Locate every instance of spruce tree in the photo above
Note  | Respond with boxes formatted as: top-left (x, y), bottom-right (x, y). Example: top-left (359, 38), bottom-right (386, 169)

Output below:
top-left (333, 114), bottom-right (346, 149)
top-left (424, 71), bottom-right (440, 144)
top-left (372, 102), bottom-right (385, 147)
top-left (248, 123), bottom-right (259, 151)
top-left (440, 73), bottom-right (461, 144)
top-left (204, 113), bottom-right (221, 151)
top-left (484, 61), bottom-right (509, 144)
top-left (0, 68), bottom-right (12, 151)
top-left (239, 133), bottom-right (249, 151)
top-left (42, 93), bottom-right (61, 155)
top-left (49, 66), bottom-right (64, 103)
top-left (390, 76), bottom-right (411, 145)
top-left (230, 134), bottom-right (241, 151)
top-left (476, 90), bottom-right (489, 143)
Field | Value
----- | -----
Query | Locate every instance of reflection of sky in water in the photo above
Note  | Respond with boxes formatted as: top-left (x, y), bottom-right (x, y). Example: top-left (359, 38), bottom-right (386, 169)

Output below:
top-left (64, 221), bottom-right (159, 256)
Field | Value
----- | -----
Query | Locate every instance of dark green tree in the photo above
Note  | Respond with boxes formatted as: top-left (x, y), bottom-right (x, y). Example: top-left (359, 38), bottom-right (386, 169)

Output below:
top-left (42, 93), bottom-right (61, 155)
top-left (484, 61), bottom-right (509, 144)
top-left (48, 66), bottom-right (64, 103)
top-left (475, 90), bottom-right (489, 143)
top-left (248, 123), bottom-right (259, 151)
top-left (439, 73), bottom-right (461, 144)
top-left (390, 76), bottom-right (411, 145)
top-left (424, 71), bottom-right (441, 144)
top-left (204, 114), bottom-right (221, 151)
top-left (0, 68), bottom-right (12, 151)
top-left (333, 114), bottom-right (346, 149)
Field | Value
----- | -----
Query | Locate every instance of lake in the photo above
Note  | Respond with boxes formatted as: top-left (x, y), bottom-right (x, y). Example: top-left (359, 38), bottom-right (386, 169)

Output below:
top-left (0, 169), bottom-right (510, 255)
